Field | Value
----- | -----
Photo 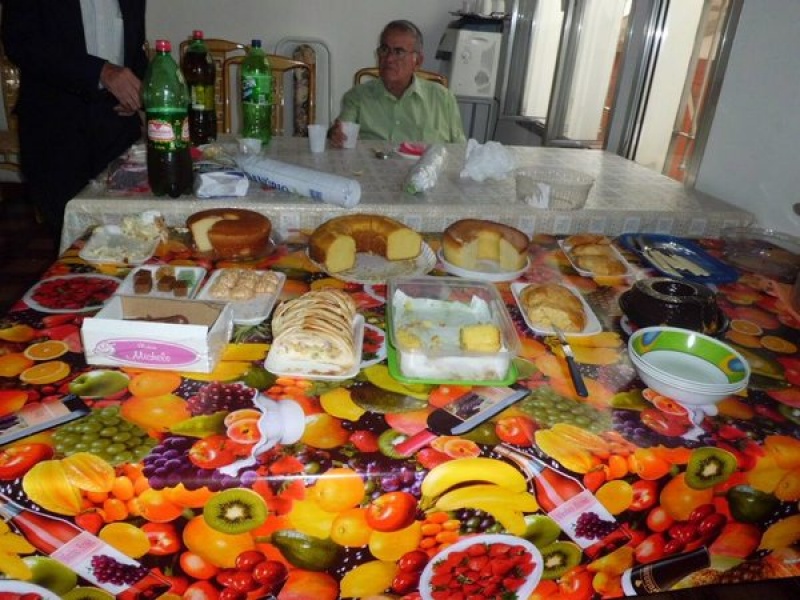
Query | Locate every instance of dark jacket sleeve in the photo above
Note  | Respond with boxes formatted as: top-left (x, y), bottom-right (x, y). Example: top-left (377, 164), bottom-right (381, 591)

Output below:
top-left (2, 0), bottom-right (146, 103)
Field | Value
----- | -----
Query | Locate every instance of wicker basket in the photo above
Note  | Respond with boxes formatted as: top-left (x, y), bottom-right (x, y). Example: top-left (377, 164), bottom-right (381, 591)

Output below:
top-left (515, 167), bottom-right (594, 210)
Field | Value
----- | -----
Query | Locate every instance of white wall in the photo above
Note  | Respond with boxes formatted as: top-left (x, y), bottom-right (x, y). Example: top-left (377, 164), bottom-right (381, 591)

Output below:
top-left (694, 0), bottom-right (800, 233)
top-left (146, 1), bottom-right (463, 124)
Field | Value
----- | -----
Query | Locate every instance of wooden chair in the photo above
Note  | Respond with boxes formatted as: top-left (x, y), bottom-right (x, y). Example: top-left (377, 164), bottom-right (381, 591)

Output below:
top-left (0, 41), bottom-right (22, 183)
top-left (353, 67), bottom-right (448, 88)
top-left (223, 53), bottom-right (315, 137)
top-left (179, 38), bottom-right (247, 136)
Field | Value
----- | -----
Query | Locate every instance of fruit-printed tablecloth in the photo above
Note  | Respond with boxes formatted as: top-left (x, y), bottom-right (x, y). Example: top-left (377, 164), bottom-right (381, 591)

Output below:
top-left (0, 231), bottom-right (799, 599)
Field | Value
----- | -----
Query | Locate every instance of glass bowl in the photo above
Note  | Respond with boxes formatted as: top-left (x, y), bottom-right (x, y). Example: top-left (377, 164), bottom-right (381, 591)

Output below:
top-left (721, 227), bottom-right (800, 282)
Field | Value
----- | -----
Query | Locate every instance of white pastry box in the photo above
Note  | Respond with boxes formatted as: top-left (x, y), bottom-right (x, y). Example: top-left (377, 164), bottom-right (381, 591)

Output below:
top-left (82, 296), bottom-right (233, 373)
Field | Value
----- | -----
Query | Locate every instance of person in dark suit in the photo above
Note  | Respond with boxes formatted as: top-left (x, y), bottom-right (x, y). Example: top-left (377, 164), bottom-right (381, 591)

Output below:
top-left (1, 0), bottom-right (148, 238)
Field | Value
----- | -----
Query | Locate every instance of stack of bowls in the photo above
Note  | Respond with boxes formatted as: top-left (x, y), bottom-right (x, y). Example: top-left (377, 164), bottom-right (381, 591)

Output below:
top-left (628, 326), bottom-right (750, 408)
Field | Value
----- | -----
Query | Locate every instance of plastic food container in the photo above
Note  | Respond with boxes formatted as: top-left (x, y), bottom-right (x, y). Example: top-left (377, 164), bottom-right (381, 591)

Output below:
top-left (515, 167), bottom-right (594, 210)
top-left (721, 227), bottom-right (800, 283)
top-left (386, 276), bottom-right (519, 382)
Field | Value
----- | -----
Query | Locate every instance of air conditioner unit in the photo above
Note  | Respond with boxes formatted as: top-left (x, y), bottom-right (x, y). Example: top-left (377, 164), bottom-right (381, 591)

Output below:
top-left (437, 17), bottom-right (504, 99)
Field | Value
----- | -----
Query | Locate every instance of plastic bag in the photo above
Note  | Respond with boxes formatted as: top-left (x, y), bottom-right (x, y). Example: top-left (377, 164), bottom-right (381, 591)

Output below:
top-left (460, 139), bottom-right (515, 182)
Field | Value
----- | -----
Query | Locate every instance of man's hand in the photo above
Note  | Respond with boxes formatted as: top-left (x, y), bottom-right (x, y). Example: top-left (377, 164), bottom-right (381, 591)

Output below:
top-left (328, 119), bottom-right (346, 149)
top-left (100, 62), bottom-right (142, 113)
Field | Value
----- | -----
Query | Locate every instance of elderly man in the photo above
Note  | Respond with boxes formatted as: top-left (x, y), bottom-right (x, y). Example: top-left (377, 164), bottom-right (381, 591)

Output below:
top-left (329, 20), bottom-right (465, 147)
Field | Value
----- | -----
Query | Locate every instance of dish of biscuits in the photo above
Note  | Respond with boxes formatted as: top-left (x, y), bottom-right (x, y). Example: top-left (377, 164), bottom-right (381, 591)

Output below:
top-left (511, 281), bottom-right (602, 336)
top-left (196, 268), bottom-right (285, 325)
top-left (559, 234), bottom-right (632, 277)
top-left (265, 289), bottom-right (363, 379)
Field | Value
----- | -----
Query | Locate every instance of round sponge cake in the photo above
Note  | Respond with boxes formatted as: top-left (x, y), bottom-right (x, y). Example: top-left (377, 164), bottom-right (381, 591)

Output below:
top-left (442, 219), bottom-right (529, 271)
top-left (187, 208), bottom-right (271, 259)
top-left (309, 214), bottom-right (422, 273)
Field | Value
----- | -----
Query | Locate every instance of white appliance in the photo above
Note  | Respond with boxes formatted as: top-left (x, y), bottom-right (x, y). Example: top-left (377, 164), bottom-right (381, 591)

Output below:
top-left (437, 17), bottom-right (504, 99)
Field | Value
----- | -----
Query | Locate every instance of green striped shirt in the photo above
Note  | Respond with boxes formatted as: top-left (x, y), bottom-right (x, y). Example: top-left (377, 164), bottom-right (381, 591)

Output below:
top-left (338, 76), bottom-right (466, 143)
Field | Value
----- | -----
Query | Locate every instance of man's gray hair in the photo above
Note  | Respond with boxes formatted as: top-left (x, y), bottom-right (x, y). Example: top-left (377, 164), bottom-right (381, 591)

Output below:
top-left (381, 20), bottom-right (424, 53)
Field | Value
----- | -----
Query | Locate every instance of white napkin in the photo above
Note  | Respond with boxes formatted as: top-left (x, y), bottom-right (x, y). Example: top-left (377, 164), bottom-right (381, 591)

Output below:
top-left (460, 139), bottom-right (515, 182)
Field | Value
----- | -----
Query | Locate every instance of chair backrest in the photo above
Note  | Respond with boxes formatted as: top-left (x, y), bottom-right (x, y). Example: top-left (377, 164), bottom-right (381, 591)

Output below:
top-left (0, 41), bottom-right (22, 177)
top-left (353, 67), bottom-right (448, 88)
top-left (179, 38), bottom-right (247, 135)
top-left (223, 53), bottom-right (316, 137)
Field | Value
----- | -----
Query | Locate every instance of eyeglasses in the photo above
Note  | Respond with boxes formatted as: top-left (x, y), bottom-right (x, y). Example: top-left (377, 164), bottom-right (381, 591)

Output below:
top-left (377, 45), bottom-right (417, 59)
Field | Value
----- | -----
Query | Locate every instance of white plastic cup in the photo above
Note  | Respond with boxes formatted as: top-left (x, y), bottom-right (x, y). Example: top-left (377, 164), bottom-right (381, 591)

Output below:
top-left (341, 121), bottom-right (360, 149)
top-left (238, 137), bottom-right (262, 155)
top-left (308, 124), bottom-right (327, 153)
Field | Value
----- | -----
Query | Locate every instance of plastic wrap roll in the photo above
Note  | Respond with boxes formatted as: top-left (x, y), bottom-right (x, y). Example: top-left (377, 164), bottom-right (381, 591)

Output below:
top-left (237, 155), bottom-right (361, 208)
top-left (405, 144), bottom-right (447, 194)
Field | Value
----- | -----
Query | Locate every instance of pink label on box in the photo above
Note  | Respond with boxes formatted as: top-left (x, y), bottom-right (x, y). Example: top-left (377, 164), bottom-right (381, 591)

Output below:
top-left (93, 338), bottom-right (199, 367)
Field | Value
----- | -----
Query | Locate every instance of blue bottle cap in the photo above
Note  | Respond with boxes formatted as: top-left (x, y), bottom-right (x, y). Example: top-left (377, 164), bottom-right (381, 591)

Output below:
top-left (251, 40), bottom-right (262, 48)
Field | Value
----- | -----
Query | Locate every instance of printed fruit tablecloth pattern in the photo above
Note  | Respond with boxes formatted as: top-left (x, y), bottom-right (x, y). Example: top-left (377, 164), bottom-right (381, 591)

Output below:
top-left (0, 232), bottom-right (799, 599)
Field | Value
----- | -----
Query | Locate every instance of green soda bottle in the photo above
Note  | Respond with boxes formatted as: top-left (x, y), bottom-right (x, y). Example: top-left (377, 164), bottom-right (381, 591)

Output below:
top-left (142, 39), bottom-right (193, 197)
top-left (240, 39), bottom-right (273, 144)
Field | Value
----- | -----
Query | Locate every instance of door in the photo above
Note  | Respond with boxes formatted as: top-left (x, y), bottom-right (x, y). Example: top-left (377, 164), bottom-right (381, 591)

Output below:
top-left (497, 0), bottom-right (740, 182)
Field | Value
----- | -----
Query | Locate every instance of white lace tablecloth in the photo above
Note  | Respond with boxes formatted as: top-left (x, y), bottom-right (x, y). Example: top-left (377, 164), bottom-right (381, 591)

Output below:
top-left (61, 137), bottom-right (753, 254)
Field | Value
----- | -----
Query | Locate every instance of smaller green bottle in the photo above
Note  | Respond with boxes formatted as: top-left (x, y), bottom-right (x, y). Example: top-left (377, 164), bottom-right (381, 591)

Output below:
top-left (240, 40), bottom-right (273, 144)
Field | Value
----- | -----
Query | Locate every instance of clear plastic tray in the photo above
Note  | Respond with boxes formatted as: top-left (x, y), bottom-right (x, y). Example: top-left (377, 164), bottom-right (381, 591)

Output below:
top-left (511, 281), bottom-right (602, 336)
top-left (79, 225), bottom-right (159, 265)
top-left (559, 238), bottom-right (634, 278)
top-left (387, 276), bottom-right (519, 382)
top-left (196, 269), bottom-right (286, 325)
top-left (265, 315), bottom-right (364, 380)
top-left (117, 266), bottom-right (206, 299)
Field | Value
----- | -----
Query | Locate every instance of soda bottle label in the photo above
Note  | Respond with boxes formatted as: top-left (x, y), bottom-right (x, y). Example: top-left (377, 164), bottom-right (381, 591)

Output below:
top-left (52, 530), bottom-right (147, 595)
top-left (147, 113), bottom-right (190, 149)
top-left (189, 83), bottom-right (214, 111)
top-left (243, 73), bottom-right (271, 105)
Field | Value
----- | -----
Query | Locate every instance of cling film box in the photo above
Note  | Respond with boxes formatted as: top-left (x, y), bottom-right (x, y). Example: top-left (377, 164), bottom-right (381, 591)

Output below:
top-left (82, 296), bottom-right (233, 373)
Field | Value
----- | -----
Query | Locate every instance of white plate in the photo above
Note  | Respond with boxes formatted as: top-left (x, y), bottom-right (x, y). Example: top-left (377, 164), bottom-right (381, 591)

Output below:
top-left (511, 281), bottom-right (603, 336)
top-left (24, 273), bottom-right (121, 313)
top-left (265, 314), bottom-right (364, 380)
top-left (419, 534), bottom-right (543, 600)
top-left (117, 266), bottom-right (206, 299)
top-left (308, 242), bottom-right (436, 284)
top-left (196, 269), bottom-right (286, 325)
top-left (558, 239), bottom-right (634, 278)
top-left (79, 225), bottom-right (159, 266)
top-left (438, 249), bottom-right (530, 282)
top-left (0, 580), bottom-right (61, 600)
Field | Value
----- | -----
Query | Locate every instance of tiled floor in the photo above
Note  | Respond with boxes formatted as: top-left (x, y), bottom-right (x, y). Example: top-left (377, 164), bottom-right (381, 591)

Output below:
top-left (0, 183), bottom-right (58, 314)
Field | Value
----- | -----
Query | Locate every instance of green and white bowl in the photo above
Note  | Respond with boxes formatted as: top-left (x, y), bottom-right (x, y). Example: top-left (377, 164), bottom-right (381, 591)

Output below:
top-left (628, 326), bottom-right (750, 406)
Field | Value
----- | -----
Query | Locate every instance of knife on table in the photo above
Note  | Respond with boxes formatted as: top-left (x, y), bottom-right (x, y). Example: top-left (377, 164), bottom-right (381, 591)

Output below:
top-left (553, 326), bottom-right (588, 397)
top-left (638, 235), bottom-right (711, 277)
top-left (634, 235), bottom-right (681, 277)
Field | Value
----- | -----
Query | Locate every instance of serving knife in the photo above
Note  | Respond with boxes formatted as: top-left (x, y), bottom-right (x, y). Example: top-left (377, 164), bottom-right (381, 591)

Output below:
top-left (633, 236), bottom-right (681, 277)
top-left (552, 326), bottom-right (588, 397)
top-left (637, 235), bottom-right (711, 277)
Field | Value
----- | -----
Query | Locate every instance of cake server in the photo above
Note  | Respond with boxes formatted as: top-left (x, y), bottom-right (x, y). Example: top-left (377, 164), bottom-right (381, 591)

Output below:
top-left (634, 235), bottom-right (681, 277)
top-left (553, 326), bottom-right (588, 397)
